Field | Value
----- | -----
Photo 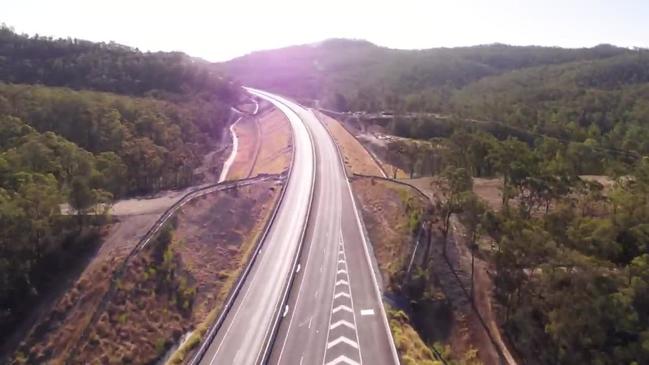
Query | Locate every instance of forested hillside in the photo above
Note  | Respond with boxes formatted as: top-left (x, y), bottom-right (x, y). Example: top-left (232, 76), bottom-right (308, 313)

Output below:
top-left (228, 40), bottom-right (649, 364)
top-left (0, 26), bottom-right (240, 343)
top-left (224, 39), bottom-right (627, 108)
top-left (0, 25), bottom-right (237, 100)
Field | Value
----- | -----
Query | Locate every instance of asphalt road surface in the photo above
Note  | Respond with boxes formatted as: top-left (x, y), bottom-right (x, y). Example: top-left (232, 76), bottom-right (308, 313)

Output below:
top-left (198, 89), bottom-right (398, 365)
top-left (263, 94), bottom-right (399, 365)
top-left (198, 89), bottom-right (314, 365)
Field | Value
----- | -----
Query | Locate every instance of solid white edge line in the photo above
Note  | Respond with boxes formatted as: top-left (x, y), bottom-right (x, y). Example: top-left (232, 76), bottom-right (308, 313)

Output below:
top-left (311, 109), bottom-right (401, 364)
top-left (247, 89), bottom-right (318, 365)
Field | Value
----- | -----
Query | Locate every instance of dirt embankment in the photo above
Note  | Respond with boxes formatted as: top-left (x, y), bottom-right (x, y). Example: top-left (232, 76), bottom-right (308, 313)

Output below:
top-left (351, 177), bottom-right (440, 364)
top-left (316, 111), bottom-right (385, 176)
top-left (26, 186), bottom-right (209, 364)
top-left (12, 181), bottom-right (281, 364)
top-left (226, 108), bottom-right (292, 180)
top-left (352, 177), bottom-right (429, 284)
top-left (10, 213), bottom-right (160, 364)
top-left (318, 111), bottom-right (411, 178)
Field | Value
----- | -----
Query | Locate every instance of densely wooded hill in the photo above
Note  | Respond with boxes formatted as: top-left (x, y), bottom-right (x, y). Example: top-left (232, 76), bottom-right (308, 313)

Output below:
top-left (223, 39), bottom-right (628, 106)
top-left (0, 25), bottom-right (238, 100)
top-left (225, 39), bottom-right (649, 364)
top-left (0, 26), bottom-right (240, 343)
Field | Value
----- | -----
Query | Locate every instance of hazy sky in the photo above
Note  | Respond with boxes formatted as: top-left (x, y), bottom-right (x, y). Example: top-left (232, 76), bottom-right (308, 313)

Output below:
top-left (3, 0), bottom-right (649, 61)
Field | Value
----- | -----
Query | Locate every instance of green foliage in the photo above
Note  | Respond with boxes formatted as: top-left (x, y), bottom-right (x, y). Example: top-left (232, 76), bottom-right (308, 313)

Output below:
top-left (0, 25), bottom-right (237, 101)
top-left (0, 29), bottom-right (238, 343)
top-left (231, 37), bottom-right (649, 365)
top-left (227, 40), bottom-right (626, 112)
top-left (154, 337), bottom-right (167, 356)
top-left (0, 83), bottom-right (232, 195)
top-left (389, 309), bottom-right (441, 365)
top-left (486, 163), bottom-right (649, 364)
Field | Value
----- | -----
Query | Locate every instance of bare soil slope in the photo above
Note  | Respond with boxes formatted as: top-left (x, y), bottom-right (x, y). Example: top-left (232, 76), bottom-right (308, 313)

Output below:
top-left (316, 111), bottom-right (384, 176)
top-left (13, 181), bottom-right (280, 364)
top-left (227, 108), bottom-right (292, 180)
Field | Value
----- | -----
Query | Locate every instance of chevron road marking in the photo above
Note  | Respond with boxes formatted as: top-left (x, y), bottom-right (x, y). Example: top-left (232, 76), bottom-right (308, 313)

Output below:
top-left (327, 336), bottom-right (359, 349)
top-left (325, 355), bottom-right (361, 365)
top-left (330, 319), bottom-right (356, 330)
top-left (332, 304), bottom-right (353, 314)
top-left (334, 292), bottom-right (351, 299)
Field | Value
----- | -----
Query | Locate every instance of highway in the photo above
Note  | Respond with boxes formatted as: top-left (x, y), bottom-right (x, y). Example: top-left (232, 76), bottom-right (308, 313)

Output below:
top-left (196, 89), bottom-right (398, 365)
top-left (263, 93), bottom-right (399, 365)
top-left (197, 89), bottom-right (315, 365)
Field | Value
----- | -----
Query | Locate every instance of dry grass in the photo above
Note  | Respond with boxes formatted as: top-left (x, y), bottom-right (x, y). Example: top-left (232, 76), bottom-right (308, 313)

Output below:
top-left (316, 111), bottom-right (384, 176)
top-left (251, 109), bottom-right (292, 176)
top-left (226, 108), bottom-right (292, 181)
top-left (351, 177), bottom-right (429, 286)
top-left (11, 182), bottom-right (281, 364)
top-left (227, 117), bottom-right (259, 180)
top-left (165, 182), bottom-right (281, 364)
top-left (355, 133), bottom-right (412, 179)
top-left (472, 178), bottom-right (505, 211)
top-left (10, 214), bottom-right (159, 364)
top-left (472, 175), bottom-right (614, 212)
top-left (404, 176), bottom-right (521, 364)
top-left (71, 182), bottom-right (280, 364)
top-left (389, 309), bottom-right (442, 365)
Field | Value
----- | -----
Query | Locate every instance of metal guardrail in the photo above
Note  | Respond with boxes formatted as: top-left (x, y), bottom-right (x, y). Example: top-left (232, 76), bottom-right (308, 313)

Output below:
top-left (65, 174), bottom-right (280, 363)
top-left (189, 91), bottom-right (312, 365)
top-left (350, 173), bottom-right (432, 202)
top-left (312, 111), bottom-right (402, 365)
top-left (250, 91), bottom-right (317, 365)
top-left (316, 109), bottom-right (389, 178)
top-left (351, 173), bottom-right (511, 364)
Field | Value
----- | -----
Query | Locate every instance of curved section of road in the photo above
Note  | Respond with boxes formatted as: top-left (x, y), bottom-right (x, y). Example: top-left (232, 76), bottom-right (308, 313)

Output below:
top-left (265, 96), bottom-right (400, 365)
top-left (197, 89), bottom-right (398, 365)
top-left (198, 89), bottom-right (315, 365)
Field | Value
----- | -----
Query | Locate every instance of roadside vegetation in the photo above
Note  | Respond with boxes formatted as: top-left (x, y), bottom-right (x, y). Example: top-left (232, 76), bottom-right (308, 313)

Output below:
top-left (5, 22), bottom-right (649, 364)
top-left (342, 113), bottom-right (649, 364)
top-left (11, 181), bottom-right (280, 364)
top-left (0, 26), bottom-right (240, 358)
top-left (226, 108), bottom-right (292, 180)
top-left (236, 41), bottom-right (649, 364)
top-left (315, 110), bottom-right (385, 176)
